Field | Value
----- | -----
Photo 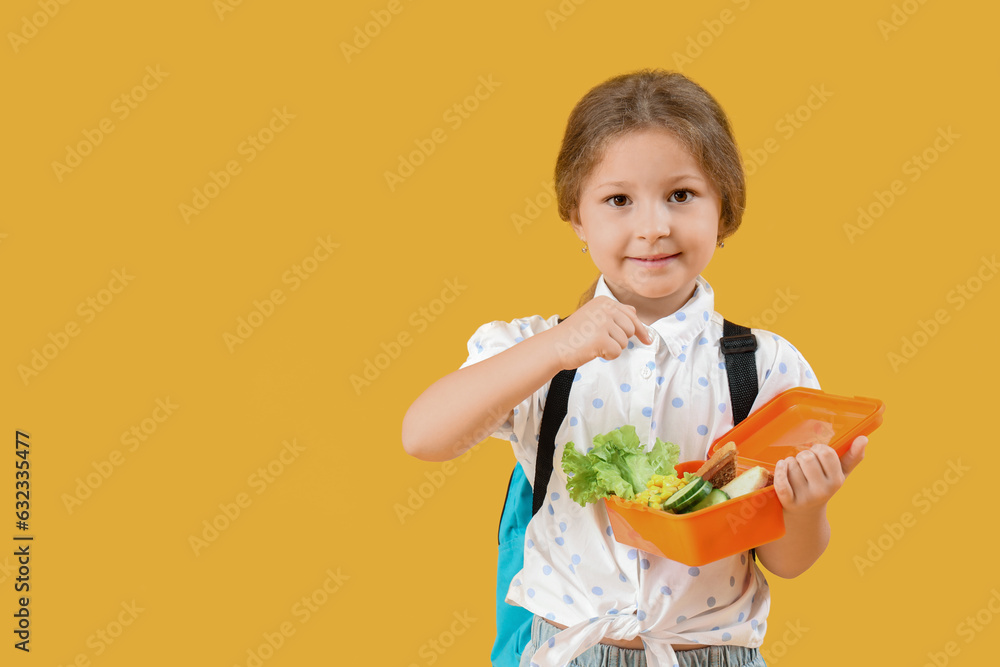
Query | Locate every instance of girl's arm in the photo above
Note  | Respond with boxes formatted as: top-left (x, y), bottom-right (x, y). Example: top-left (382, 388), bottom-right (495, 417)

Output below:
top-left (402, 298), bottom-right (652, 462)
top-left (755, 436), bottom-right (867, 578)
top-left (401, 327), bottom-right (566, 462)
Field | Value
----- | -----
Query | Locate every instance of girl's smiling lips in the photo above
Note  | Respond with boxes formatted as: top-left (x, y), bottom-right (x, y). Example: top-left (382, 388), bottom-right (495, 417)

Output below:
top-left (628, 252), bottom-right (679, 263)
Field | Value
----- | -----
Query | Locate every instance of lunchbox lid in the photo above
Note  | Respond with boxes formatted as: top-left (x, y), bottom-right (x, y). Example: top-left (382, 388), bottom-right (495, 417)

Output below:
top-left (707, 387), bottom-right (885, 469)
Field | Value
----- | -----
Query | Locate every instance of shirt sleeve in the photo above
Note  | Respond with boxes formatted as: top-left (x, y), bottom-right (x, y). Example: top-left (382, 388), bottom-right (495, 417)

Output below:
top-left (746, 329), bottom-right (822, 414)
top-left (458, 315), bottom-right (559, 467)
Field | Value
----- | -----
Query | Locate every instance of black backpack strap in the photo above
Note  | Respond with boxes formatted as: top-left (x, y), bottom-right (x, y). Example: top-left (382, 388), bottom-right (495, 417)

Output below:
top-left (532, 367), bottom-right (577, 516)
top-left (721, 319), bottom-right (758, 426)
top-left (721, 319), bottom-right (760, 563)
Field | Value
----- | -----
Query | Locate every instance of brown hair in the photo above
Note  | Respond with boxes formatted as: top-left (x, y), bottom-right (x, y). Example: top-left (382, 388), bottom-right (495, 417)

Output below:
top-left (555, 69), bottom-right (746, 309)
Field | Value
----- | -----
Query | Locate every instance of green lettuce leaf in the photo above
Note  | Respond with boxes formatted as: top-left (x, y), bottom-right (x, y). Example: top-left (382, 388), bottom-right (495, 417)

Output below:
top-left (561, 425), bottom-right (680, 507)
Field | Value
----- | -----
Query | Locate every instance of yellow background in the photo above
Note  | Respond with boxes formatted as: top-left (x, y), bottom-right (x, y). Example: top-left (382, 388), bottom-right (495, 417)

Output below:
top-left (2, 0), bottom-right (998, 664)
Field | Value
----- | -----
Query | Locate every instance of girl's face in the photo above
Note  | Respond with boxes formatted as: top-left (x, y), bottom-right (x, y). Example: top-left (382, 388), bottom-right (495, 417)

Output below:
top-left (570, 128), bottom-right (722, 325)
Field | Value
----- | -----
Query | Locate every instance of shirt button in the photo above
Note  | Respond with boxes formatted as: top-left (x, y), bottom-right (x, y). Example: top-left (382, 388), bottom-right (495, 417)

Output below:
top-left (640, 366), bottom-right (652, 379)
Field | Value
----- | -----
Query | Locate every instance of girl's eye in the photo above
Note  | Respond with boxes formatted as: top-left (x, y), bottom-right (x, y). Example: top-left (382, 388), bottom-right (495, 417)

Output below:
top-left (606, 195), bottom-right (630, 207)
top-left (670, 190), bottom-right (695, 203)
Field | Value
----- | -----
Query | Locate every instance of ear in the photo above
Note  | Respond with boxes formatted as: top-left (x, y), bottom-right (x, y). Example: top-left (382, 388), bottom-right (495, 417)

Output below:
top-left (569, 208), bottom-right (584, 239)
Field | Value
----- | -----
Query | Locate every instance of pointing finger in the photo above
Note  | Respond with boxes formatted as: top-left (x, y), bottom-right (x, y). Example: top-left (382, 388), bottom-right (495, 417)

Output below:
top-left (626, 307), bottom-right (653, 345)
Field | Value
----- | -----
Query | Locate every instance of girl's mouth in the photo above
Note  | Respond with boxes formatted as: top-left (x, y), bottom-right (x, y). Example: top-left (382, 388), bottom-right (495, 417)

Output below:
top-left (629, 253), bottom-right (679, 267)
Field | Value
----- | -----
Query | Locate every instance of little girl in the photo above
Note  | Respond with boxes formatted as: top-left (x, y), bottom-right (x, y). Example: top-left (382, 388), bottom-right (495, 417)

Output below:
top-left (402, 69), bottom-right (867, 667)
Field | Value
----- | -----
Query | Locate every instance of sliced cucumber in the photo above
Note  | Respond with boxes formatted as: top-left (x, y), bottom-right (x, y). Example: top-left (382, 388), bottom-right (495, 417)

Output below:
top-left (662, 477), bottom-right (712, 513)
top-left (686, 488), bottom-right (730, 513)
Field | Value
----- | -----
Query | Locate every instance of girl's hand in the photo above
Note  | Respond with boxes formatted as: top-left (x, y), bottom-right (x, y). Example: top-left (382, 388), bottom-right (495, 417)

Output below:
top-left (773, 436), bottom-right (867, 514)
top-left (548, 296), bottom-right (654, 370)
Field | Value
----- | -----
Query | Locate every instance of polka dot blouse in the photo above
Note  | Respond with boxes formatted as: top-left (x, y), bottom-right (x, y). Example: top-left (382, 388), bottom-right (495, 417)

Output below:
top-left (459, 275), bottom-right (821, 667)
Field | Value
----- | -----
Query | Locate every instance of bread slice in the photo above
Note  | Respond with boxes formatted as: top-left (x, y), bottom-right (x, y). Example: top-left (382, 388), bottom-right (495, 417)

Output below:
top-left (719, 466), bottom-right (772, 499)
top-left (694, 441), bottom-right (738, 489)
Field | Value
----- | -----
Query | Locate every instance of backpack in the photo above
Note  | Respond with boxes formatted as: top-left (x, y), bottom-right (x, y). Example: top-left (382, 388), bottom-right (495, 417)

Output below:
top-left (490, 320), bottom-right (759, 667)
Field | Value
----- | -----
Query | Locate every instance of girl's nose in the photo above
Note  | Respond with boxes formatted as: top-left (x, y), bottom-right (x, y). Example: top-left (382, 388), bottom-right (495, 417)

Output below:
top-left (637, 202), bottom-right (672, 240)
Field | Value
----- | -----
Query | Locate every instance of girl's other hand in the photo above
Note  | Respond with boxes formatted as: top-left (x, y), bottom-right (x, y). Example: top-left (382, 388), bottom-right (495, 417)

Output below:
top-left (548, 296), bottom-right (654, 370)
top-left (773, 436), bottom-right (868, 514)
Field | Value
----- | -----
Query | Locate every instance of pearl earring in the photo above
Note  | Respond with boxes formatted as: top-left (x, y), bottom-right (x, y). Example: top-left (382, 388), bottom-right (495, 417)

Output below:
top-left (581, 243), bottom-right (589, 253)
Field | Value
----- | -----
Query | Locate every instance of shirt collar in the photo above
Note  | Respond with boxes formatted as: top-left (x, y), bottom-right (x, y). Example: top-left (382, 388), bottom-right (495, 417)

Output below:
top-left (593, 274), bottom-right (715, 357)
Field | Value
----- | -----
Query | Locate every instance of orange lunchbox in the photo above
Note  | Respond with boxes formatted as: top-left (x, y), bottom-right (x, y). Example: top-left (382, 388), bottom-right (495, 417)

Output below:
top-left (603, 387), bottom-right (886, 566)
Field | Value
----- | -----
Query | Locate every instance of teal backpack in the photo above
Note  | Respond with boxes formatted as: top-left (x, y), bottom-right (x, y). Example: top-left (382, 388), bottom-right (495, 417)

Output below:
top-left (491, 320), bottom-right (760, 666)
